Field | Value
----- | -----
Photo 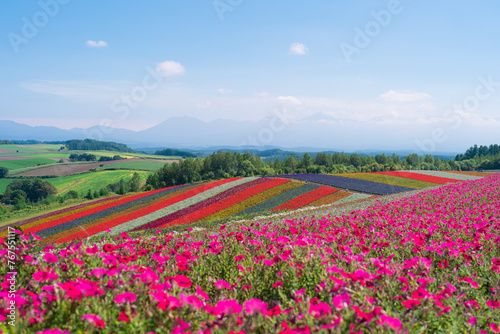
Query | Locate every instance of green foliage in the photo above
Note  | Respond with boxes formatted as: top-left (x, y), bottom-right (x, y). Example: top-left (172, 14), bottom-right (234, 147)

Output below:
top-left (2, 178), bottom-right (57, 204)
top-left (69, 153), bottom-right (96, 162)
top-left (65, 139), bottom-right (135, 152)
top-left (0, 167), bottom-right (7, 178)
top-left (155, 148), bottom-right (197, 157)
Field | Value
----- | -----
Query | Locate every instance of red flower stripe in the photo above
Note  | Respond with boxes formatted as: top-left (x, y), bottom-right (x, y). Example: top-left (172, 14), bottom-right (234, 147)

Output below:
top-left (57, 178), bottom-right (241, 241)
top-left (22, 187), bottom-right (174, 235)
top-left (271, 186), bottom-right (338, 211)
top-left (375, 171), bottom-right (459, 185)
top-left (133, 178), bottom-right (270, 231)
top-left (0, 195), bottom-right (124, 233)
top-left (160, 178), bottom-right (291, 228)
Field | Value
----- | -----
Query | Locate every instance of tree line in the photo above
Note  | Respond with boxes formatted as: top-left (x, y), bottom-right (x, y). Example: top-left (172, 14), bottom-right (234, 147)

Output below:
top-left (144, 150), bottom-right (471, 190)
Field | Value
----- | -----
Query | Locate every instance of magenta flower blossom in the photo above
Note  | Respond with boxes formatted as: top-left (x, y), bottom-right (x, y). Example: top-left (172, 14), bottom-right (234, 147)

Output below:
top-left (36, 329), bottom-right (71, 334)
top-left (72, 258), bottom-right (84, 266)
top-left (214, 280), bottom-right (232, 289)
top-left (114, 292), bottom-right (136, 303)
top-left (487, 300), bottom-right (500, 309)
top-left (195, 286), bottom-right (209, 300)
top-left (85, 244), bottom-right (98, 255)
top-left (402, 299), bottom-right (421, 309)
top-left (244, 299), bottom-right (268, 315)
top-left (377, 314), bottom-right (402, 330)
top-left (490, 323), bottom-right (500, 333)
top-left (90, 268), bottom-right (108, 278)
top-left (309, 302), bottom-right (332, 318)
top-left (81, 314), bottom-right (106, 328)
top-left (332, 293), bottom-right (351, 309)
top-left (216, 299), bottom-right (242, 315)
top-left (174, 275), bottom-right (192, 288)
top-left (33, 271), bottom-right (59, 282)
top-left (43, 253), bottom-right (59, 264)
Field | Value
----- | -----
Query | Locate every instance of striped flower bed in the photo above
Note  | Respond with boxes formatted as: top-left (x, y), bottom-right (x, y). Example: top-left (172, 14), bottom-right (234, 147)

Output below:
top-left (201, 180), bottom-right (305, 221)
top-left (375, 171), bottom-right (459, 184)
top-left (338, 172), bottom-right (438, 189)
top-left (303, 190), bottom-right (351, 208)
top-left (277, 174), bottom-right (413, 195)
top-left (158, 178), bottom-right (290, 228)
top-left (17, 173), bottom-right (437, 243)
top-left (402, 170), bottom-right (483, 181)
top-left (271, 186), bottom-right (337, 211)
top-left (41, 183), bottom-right (203, 245)
top-left (236, 183), bottom-right (321, 216)
top-left (133, 178), bottom-right (267, 231)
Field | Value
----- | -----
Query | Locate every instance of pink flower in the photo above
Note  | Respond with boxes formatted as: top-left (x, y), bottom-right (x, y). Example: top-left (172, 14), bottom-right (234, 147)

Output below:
top-left (464, 300), bottom-right (481, 308)
top-left (333, 293), bottom-right (351, 309)
top-left (86, 244), bottom-right (98, 255)
top-left (90, 268), bottom-right (107, 278)
top-left (491, 323), bottom-right (500, 333)
top-left (309, 302), bottom-right (332, 318)
top-left (365, 296), bottom-right (376, 304)
top-left (33, 271), bottom-right (59, 282)
top-left (179, 293), bottom-right (204, 309)
top-left (114, 292), bottom-right (136, 303)
top-left (245, 299), bottom-right (268, 315)
top-left (295, 288), bottom-right (306, 296)
top-left (81, 314), bottom-right (106, 328)
top-left (216, 300), bottom-right (242, 315)
top-left (263, 259), bottom-right (274, 266)
top-left (174, 275), bottom-right (192, 288)
top-left (32, 233), bottom-right (43, 241)
top-left (215, 280), bottom-right (232, 289)
top-left (273, 281), bottom-right (283, 288)
top-left (487, 300), bottom-right (500, 309)
top-left (196, 286), bottom-right (209, 300)
top-left (234, 255), bottom-right (245, 262)
top-left (72, 258), bottom-right (85, 266)
top-left (377, 314), bottom-right (402, 330)
top-left (44, 253), bottom-right (59, 264)
top-left (468, 317), bottom-right (477, 325)
top-left (36, 329), bottom-right (71, 334)
top-left (402, 299), bottom-right (421, 309)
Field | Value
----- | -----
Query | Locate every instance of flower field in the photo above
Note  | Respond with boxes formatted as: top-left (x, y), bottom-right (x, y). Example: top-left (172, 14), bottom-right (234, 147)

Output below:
top-left (277, 174), bottom-right (415, 195)
top-left (0, 177), bottom-right (354, 244)
top-left (2, 174), bottom-right (500, 333)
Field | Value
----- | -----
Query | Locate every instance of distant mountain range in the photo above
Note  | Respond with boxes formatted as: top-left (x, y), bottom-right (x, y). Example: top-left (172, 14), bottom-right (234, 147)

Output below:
top-left (0, 117), bottom-right (459, 157)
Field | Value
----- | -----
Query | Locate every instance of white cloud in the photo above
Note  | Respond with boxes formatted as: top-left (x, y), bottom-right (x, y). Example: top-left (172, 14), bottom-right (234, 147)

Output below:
top-left (195, 100), bottom-right (213, 109)
top-left (86, 40), bottom-right (108, 48)
top-left (218, 88), bottom-right (233, 94)
top-left (254, 91), bottom-right (270, 98)
top-left (379, 90), bottom-right (431, 102)
top-left (156, 61), bottom-right (186, 77)
top-left (277, 96), bottom-right (302, 105)
top-left (289, 42), bottom-right (308, 56)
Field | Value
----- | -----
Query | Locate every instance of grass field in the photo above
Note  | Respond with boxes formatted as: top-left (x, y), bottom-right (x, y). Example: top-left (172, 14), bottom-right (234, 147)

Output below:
top-left (47, 170), bottom-right (150, 195)
top-left (0, 144), bottom-right (42, 154)
top-left (0, 158), bottom-right (57, 170)
top-left (99, 160), bottom-right (167, 171)
top-left (24, 144), bottom-right (64, 150)
top-left (20, 153), bottom-right (70, 159)
top-left (0, 179), bottom-right (13, 193)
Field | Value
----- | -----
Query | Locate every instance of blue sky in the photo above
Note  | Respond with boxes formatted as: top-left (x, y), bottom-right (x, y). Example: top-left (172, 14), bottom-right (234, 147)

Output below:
top-left (1, 0), bottom-right (499, 151)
